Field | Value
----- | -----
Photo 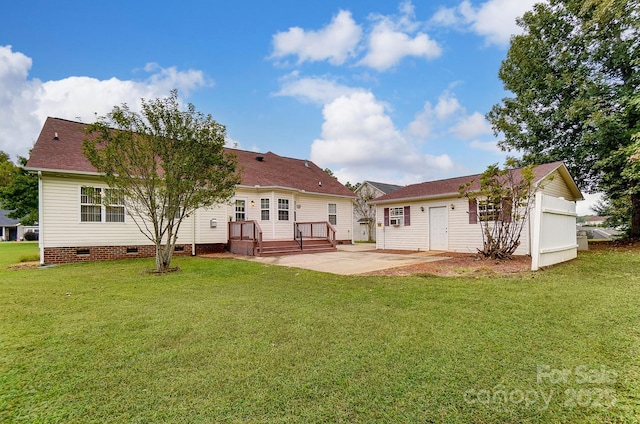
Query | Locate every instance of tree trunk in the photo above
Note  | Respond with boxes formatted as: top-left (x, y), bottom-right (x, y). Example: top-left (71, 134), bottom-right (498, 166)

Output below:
top-left (155, 243), bottom-right (174, 272)
top-left (631, 193), bottom-right (640, 238)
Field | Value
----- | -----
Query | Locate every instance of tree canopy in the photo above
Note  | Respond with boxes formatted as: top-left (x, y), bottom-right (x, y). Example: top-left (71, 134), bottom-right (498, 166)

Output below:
top-left (83, 91), bottom-right (240, 272)
top-left (488, 0), bottom-right (640, 236)
top-left (0, 154), bottom-right (38, 226)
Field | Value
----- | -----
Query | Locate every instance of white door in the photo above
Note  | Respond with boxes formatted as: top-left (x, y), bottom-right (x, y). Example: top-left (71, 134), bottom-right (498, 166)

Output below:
top-left (429, 206), bottom-right (448, 250)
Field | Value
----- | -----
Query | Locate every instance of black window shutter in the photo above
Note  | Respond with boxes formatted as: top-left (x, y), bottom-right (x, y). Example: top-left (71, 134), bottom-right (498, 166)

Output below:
top-left (384, 207), bottom-right (390, 226)
top-left (404, 206), bottom-right (410, 226)
top-left (468, 199), bottom-right (478, 224)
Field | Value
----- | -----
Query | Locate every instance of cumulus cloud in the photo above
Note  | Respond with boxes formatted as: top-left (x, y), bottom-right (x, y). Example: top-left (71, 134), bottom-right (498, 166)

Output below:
top-left (430, 0), bottom-right (539, 46)
top-left (450, 111), bottom-right (492, 139)
top-left (270, 10), bottom-right (362, 65)
top-left (359, 1), bottom-right (441, 71)
top-left (273, 72), bottom-right (364, 105)
top-left (407, 91), bottom-right (463, 138)
top-left (0, 45), bottom-right (211, 161)
top-left (310, 91), bottom-right (454, 182)
top-left (469, 140), bottom-right (503, 154)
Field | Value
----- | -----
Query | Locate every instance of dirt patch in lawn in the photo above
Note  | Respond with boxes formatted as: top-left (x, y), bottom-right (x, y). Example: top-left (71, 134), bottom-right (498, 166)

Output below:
top-left (364, 250), bottom-right (532, 277)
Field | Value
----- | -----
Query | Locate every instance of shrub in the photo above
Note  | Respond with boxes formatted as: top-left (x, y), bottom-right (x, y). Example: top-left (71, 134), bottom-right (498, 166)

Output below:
top-left (23, 231), bottom-right (38, 241)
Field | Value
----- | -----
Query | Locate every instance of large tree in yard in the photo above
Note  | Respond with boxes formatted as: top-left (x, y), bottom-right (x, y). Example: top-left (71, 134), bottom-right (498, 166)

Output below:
top-left (0, 154), bottom-right (38, 226)
top-left (488, 0), bottom-right (640, 236)
top-left (83, 91), bottom-right (240, 272)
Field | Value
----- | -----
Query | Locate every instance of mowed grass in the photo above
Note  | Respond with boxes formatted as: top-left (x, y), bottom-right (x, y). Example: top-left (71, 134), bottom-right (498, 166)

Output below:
top-left (0, 243), bottom-right (638, 423)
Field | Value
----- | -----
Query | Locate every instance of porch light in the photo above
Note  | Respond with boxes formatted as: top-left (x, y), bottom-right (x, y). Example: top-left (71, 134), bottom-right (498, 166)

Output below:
top-left (450, 203), bottom-right (455, 210)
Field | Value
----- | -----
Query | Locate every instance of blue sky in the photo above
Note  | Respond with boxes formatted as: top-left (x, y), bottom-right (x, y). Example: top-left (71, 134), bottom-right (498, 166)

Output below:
top-left (0, 0), bottom-right (599, 212)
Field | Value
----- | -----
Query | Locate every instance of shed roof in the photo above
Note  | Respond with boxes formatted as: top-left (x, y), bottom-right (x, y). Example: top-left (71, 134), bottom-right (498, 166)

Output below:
top-left (371, 162), bottom-right (583, 204)
top-left (26, 117), bottom-right (354, 198)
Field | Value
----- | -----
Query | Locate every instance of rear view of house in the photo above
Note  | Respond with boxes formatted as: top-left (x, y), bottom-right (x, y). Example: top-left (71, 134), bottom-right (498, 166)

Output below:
top-left (26, 117), bottom-right (355, 264)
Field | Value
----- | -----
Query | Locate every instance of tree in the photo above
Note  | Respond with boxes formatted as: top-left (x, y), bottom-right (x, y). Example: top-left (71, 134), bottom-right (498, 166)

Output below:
top-left (0, 151), bottom-right (14, 187)
top-left (345, 181), bottom-right (361, 192)
top-left (352, 183), bottom-right (376, 242)
top-left (0, 156), bottom-right (39, 225)
top-left (83, 91), bottom-right (240, 273)
top-left (459, 160), bottom-right (538, 259)
top-left (488, 0), bottom-right (640, 236)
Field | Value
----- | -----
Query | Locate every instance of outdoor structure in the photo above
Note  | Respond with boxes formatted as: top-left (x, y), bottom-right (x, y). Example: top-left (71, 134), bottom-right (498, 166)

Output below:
top-left (352, 181), bottom-right (403, 242)
top-left (370, 162), bottom-right (584, 270)
top-left (25, 117), bottom-right (355, 264)
top-left (0, 209), bottom-right (22, 241)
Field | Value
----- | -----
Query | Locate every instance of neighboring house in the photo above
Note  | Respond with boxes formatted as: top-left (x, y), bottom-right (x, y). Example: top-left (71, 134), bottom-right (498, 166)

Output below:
top-left (584, 216), bottom-right (608, 227)
top-left (370, 162), bottom-right (584, 268)
top-left (25, 117), bottom-right (355, 264)
top-left (352, 181), bottom-right (403, 242)
top-left (0, 209), bottom-right (22, 241)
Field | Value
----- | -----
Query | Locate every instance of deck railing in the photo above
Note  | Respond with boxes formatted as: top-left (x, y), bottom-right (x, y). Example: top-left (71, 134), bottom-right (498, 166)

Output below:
top-left (229, 220), bottom-right (263, 253)
top-left (294, 221), bottom-right (337, 247)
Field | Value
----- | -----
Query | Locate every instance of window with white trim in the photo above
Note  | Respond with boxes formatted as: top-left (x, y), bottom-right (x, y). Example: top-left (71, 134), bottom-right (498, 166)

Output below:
top-left (105, 189), bottom-right (125, 223)
top-left (261, 198), bottom-right (270, 221)
top-left (278, 199), bottom-right (289, 221)
top-left (80, 186), bottom-right (125, 223)
top-left (389, 207), bottom-right (404, 226)
top-left (328, 203), bottom-right (337, 225)
top-left (81, 187), bottom-right (102, 222)
top-left (478, 200), bottom-right (500, 222)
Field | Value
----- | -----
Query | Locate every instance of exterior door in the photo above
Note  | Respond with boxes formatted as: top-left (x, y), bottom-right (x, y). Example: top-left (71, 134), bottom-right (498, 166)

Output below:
top-left (429, 206), bottom-right (448, 250)
top-left (234, 199), bottom-right (246, 221)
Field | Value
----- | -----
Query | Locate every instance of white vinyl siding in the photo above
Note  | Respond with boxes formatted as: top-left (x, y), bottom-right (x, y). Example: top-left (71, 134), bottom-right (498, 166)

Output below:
top-left (41, 175), bottom-right (194, 248)
top-left (539, 170), bottom-right (576, 200)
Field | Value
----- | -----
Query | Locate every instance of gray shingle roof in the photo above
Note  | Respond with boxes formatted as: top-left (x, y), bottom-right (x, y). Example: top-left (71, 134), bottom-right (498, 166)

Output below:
top-left (0, 209), bottom-right (20, 227)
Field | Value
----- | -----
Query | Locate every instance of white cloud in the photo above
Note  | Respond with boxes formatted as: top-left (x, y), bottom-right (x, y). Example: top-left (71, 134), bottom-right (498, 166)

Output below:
top-left (0, 45), bottom-right (211, 161)
top-left (451, 111), bottom-right (492, 139)
top-left (310, 91), bottom-right (454, 183)
top-left (270, 10), bottom-right (362, 65)
top-left (469, 140), bottom-right (503, 154)
top-left (359, 2), bottom-right (441, 71)
top-left (407, 91), bottom-right (462, 138)
top-left (430, 0), bottom-right (539, 46)
top-left (576, 192), bottom-right (603, 216)
top-left (273, 73), bottom-right (364, 105)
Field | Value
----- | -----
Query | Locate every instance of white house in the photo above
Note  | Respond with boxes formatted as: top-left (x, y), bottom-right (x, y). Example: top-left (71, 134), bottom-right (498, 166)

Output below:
top-left (352, 181), bottom-right (403, 242)
top-left (370, 162), bottom-right (584, 269)
top-left (25, 117), bottom-right (355, 264)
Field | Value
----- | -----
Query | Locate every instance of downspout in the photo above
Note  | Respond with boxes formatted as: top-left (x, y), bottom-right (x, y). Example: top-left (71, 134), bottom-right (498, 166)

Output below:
top-left (38, 171), bottom-right (44, 265)
top-left (191, 209), bottom-right (196, 256)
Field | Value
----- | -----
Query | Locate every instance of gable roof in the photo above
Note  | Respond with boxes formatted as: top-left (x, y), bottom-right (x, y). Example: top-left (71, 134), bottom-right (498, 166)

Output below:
top-left (0, 209), bottom-right (20, 227)
top-left (371, 161), bottom-right (583, 204)
top-left (361, 181), bottom-right (404, 195)
top-left (26, 117), bottom-right (354, 198)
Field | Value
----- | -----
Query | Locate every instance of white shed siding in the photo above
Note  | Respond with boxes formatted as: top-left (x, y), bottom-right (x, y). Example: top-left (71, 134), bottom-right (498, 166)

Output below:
top-left (376, 196), bottom-right (532, 255)
top-left (539, 171), bottom-right (576, 200)
top-left (41, 175), bottom-right (196, 248)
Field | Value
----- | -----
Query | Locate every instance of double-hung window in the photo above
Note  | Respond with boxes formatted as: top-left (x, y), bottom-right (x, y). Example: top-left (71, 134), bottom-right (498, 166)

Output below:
top-left (478, 200), bottom-right (500, 222)
top-left (261, 199), bottom-right (270, 221)
top-left (105, 189), bottom-right (125, 222)
top-left (81, 186), bottom-right (125, 223)
top-left (278, 199), bottom-right (289, 221)
top-left (328, 203), bottom-right (337, 225)
top-left (80, 187), bottom-right (103, 222)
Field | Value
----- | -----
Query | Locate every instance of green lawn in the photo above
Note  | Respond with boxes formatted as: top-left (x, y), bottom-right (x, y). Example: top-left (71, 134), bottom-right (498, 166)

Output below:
top-left (1, 243), bottom-right (638, 423)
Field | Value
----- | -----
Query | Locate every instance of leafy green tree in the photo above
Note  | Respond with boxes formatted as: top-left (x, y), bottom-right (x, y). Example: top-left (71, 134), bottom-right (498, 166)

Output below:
top-left (488, 0), bottom-right (640, 236)
top-left (0, 151), bottom-right (14, 187)
top-left (83, 91), bottom-right (240, 273)
top-left (459, 159), bottom-right (538, 259)
top-left (0, 156), bottom-right (39, 225)
top-left (345, 181), bottom-right (361, 192)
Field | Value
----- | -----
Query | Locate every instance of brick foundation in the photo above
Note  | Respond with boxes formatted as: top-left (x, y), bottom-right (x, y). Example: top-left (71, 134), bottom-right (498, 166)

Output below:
top-left (43, 243), bottom-right (224, 265)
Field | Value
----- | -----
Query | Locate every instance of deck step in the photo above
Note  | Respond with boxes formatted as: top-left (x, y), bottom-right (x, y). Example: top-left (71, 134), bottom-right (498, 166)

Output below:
top-left (258, 239), bottom-right (336, 257)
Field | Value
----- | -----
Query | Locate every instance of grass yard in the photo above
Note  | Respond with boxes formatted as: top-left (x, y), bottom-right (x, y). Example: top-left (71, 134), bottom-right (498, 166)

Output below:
top-left (0, 243), bottom-right (639, 423)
